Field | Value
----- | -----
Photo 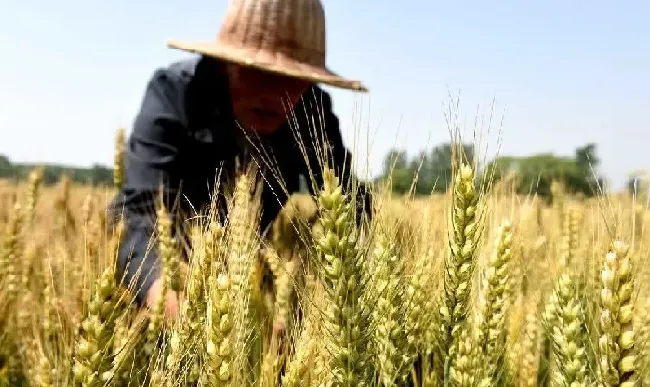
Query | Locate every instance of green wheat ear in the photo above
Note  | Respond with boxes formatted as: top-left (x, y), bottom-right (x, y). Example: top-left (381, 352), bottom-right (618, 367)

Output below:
top-left (72, 265), bottom-right (124, 387)
top-left (475, 218), bottom-right (514, 386)
top-left (316, 167), bottom-right (373, 387)
top-left (370, 224), bottom-right (410, 386)
top-left (550, 274), bottom-right (589, 387)
top-left (440, 163), bottom-right (482, 385)
top-left (598, 240), bottom-right (636, 387)
top-left (205, 272), bottom-right (234, 386)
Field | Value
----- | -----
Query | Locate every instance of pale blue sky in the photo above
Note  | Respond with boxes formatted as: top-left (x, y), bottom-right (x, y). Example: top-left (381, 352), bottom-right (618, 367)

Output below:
top-left (1, 1), bottom-right (648, 189)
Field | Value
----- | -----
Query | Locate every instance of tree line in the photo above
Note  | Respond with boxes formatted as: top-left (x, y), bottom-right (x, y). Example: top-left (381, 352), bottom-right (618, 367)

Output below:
top-left (0, 143), bottom-right (646, 199)
top-left (0, 154), bottom-right (113, 186)
top-left (378, 142), bottom-right (645, 199)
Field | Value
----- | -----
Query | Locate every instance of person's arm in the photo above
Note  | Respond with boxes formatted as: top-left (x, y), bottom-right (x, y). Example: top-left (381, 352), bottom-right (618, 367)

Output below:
top-left (306, 89), bottom-right (373, 224)
top-left (109, 67), bottom-right (189, 306)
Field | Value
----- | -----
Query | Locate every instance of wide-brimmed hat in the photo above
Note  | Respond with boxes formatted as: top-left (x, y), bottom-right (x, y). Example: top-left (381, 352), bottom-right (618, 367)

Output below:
top-left (167, 0), bottom-right (368, 92)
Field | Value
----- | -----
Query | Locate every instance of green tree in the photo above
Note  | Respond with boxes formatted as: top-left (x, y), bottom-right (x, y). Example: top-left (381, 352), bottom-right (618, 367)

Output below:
top-left (382, 148), bottom-right (408, 173)
top-left (380, 149), bottom-right (412, 194)
top-left (0, 154), bottom-right (10, 168)
top-left (486, 143), bottom-right (604, 199)
top-left (379, 142), bottom-right (475, 196)
top-left (575, 143), bottom-right (599, 171)
top-left (426, 142), bottom-right (475, 193)
top-left (627, 170), bottom-right (649, 199)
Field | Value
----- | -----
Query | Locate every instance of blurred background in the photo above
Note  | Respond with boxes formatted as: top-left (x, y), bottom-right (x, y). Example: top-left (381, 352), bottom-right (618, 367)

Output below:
top-left (1, 0), bottom-right (648, 195)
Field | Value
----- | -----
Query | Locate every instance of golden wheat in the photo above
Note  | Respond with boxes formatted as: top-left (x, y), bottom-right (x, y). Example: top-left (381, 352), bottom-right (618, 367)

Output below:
top-left (0, 147), bottom-right (648, 387)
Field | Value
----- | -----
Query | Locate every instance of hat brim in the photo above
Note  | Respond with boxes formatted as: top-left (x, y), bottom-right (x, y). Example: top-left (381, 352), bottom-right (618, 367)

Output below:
top-left (167, 39), bottom-right (368, 92)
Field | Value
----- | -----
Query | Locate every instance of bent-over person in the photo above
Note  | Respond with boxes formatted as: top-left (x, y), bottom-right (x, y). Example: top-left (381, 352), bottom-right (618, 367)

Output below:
top-left (108, 0), bottom-right (371, 320)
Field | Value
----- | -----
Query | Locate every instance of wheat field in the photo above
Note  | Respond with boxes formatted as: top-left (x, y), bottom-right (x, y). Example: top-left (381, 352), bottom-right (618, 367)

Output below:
top-left (0, 133), bottom-right (649, 387)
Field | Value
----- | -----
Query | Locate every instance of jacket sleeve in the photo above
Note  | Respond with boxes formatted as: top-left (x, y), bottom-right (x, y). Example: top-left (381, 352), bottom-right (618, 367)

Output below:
top-left (109, 68), bottom-right (189, 306)
top-left (308, 90), bottom-right (373, 225)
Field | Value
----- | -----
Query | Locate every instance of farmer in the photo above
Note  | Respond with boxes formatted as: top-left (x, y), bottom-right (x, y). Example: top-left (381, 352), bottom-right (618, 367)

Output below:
top-left (109, 0), bottom-right (371, 319)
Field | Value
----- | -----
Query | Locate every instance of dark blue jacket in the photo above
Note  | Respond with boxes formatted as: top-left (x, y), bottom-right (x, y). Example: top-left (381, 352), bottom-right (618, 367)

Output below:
top-left (109, 55), bottom-right (371, 305)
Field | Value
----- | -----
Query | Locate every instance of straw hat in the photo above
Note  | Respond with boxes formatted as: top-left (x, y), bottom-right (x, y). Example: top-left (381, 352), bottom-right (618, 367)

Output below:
top-left (167, 0), bottom-right (368, 92)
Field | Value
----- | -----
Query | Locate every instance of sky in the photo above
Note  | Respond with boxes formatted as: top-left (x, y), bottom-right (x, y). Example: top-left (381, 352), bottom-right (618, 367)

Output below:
top-left (0, 0), bottom-right (648, 189)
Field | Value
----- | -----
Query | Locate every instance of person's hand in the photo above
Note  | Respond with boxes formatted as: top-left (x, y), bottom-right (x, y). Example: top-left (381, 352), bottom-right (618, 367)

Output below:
top-left (272, 319), bottom-right (286, 340)
top-left (145, 262), bottom-right (189, 320)
top-left (270, 318), bottom-right (287, 356)
top-left (145, 277), bottom-right (184, 320)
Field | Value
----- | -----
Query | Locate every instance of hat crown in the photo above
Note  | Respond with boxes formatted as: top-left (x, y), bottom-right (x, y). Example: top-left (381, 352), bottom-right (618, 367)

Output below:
top-left (218, 0), bottom-right (326, 67)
